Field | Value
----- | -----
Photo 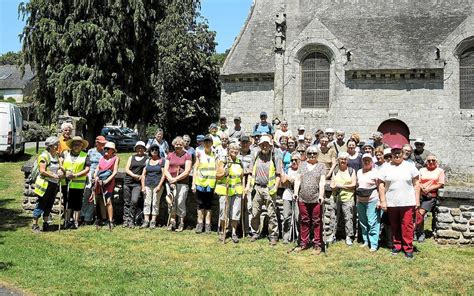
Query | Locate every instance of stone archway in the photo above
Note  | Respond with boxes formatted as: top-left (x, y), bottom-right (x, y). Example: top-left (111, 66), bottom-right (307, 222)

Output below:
top-left (377, 119), bottom-right (410, 147)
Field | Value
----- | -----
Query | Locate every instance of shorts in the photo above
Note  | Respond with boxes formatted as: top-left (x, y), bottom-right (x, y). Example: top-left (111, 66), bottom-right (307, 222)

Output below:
top-left (420, 196), bottom-right (437, 212)
top-left (196, 190), bottom-right (214, 210)
top-left (61, 186), bottom-right (84, 211)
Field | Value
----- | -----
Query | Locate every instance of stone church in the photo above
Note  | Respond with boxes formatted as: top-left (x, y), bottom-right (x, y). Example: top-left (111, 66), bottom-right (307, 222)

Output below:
top-left (220, 0), bottom-right (474, 176)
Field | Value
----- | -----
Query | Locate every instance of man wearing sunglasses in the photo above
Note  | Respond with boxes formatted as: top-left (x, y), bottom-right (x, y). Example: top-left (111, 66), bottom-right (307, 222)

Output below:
top-left (412, 138), bottom-right (431, 169)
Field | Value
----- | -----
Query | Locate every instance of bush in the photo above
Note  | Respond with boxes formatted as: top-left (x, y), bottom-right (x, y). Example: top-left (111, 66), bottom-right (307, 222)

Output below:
top-left (22, 121), bottom-right (51, 142)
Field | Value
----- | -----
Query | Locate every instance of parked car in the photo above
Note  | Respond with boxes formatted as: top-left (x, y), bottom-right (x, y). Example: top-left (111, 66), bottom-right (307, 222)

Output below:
top-left (119, 126), bottom-right (138, 139)
top-left (0, 102), bottom-right (25, 156)
top-left (100, 126), bottom-right (137, 151)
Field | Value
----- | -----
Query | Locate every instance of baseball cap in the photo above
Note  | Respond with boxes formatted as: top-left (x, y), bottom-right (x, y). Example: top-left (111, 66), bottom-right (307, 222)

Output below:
top-left (241, 135), bottom-right (250, 142)
top-left (234, 116), bottom-right (241, 121)
top-left (196, 135), bottom-right (205, 142)
top-left (362, 153), bottom-right (373, 160)
top-left (260, 111), bottom-right (267, 117)
top-left (95, 135), bottom-right (107, 144)
top-left (297, 125), bottom-right (305, 131)
top-left (259, 135), bottom-right (272, 145)
top-left (325, 128), bottom-right (335, 134)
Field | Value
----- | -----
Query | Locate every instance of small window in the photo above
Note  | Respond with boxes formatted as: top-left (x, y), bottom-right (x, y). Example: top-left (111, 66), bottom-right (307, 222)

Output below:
top-left (460, 47), bottom-right (474, 109)
top-left (301, 52), bottom-right (330, 108)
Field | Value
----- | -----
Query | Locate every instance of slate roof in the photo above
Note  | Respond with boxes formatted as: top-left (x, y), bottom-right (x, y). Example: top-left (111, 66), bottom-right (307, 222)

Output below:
top-left (221, 0), bottom-right (473, 75)
top-left (0, 65), bottom-right (35, 89)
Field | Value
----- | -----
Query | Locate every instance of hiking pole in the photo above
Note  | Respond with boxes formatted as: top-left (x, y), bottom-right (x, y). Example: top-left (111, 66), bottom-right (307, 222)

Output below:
top-left (241, 192), bottom-right (245, 238)
top-left (287, 200), bottom-right (299, 254)
top-left (99, 182), bottom-right (111, 232)
top-left (90, 181), bottom-right (99, 231)
top-left (64, 179), bottom-right (71, 229)
top-left (321, 199), bottom-right (328, 256)
top-left (58, 185), bottom-right (63, 233)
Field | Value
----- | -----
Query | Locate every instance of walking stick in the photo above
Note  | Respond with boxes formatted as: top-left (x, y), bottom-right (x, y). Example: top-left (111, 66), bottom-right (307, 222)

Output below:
top-left (99, 182), bottom-right (112, 232)
top-left (166, 183), bottom-right (175, 228)
top-left (63, 180), bottom-right (71, 229)
top-left (287, 199), bottom-right (299, 254)
top-left (241, 192), bottom-right (245, 238)
top-left (58, 185), bottom-right (63, 233)
top-left (89, 181), bottom-right (99, 231)
top-left (321, 199), bottom-right (328, 255)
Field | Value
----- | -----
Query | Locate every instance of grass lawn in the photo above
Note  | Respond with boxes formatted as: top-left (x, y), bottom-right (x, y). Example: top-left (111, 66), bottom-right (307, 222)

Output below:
top-left (0, 150), bottom-right (473, 295)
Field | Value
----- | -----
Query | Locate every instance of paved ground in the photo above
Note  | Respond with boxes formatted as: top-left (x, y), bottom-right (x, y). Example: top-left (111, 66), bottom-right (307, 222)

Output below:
top-left (0, 285), bottom-right (23, 296)
top-left (25, 141), bottom-right (45, 149)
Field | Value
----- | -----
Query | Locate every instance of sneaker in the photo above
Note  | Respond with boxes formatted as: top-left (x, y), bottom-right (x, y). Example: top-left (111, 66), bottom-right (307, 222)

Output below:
top-left (360, 242), bottom-right (369, 248)
top-left (128, 221), bottom-right (135, 229)
top-left (405, 252), bottom-right (414, 259)
top-left (73, 221), bottom-right (79, 229)
top-left (176, 223), bottom-right (184, 232)
top-left (391, 248), bottom-right (401, 256)
top-left (42, 222), bottom-right (49, 232)
top-left (149, 221), bottom-right (156, 229)
top-left (122, 220), bottom-right (129, 228)
top-left (250, 234), bottom-right (259, 242)
top-left (312, 247), bottom-right (322, 256)
top-left (232, 234), bottom-right (239, 244)
top-left (345, 237), bottom-right (353, 246)
top-left (32, 224), bottom-right (40, 233)
top-left (270, 238), bottom-right (278, 246)
top-left (205, 224), bottom-right (212, 234)
top-left (370, 247), bottom-right (378, 252)
top-left (167, 221), bottom-right (176, 231)
top-left (195, 223), bottom-right (203, 234)
top-left (219, 233), bottom-right (226, 242)
top-left (140, 221), bottom-right (149, 229)
top-left (417, 232), bottom-right (426, 243)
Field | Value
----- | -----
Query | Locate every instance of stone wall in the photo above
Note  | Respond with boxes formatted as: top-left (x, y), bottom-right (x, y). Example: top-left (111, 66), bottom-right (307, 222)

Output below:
top-left (435, 187), bottom-right (474, 245)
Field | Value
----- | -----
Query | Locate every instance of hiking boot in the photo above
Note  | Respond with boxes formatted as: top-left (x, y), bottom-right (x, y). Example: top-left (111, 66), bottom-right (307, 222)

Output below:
top-left (149, 221), bottom-right (156, 229)
top-left (293, 246), bottom-right (309, 253)
top-left (250, 234), bottom-right (259, 242)
top-left (219, 233), bottom-right (226, 242)
top-left (204, 224), bottom-right (212, 234)
top-left (122, 220), bottom-right (129, 228)
top-left (231, 234), bottom-right (239, 244)
top-left (140, 221), bottom-right (149, 229)
top-left (32, 224), bottom-right (40, 233)
top-left (73, 221), bottom-right (79, 229)
top-left (312, 247), bottom-right (322, 256)
top-left (195, 223), bottom-right (204, 234)
top-left (391, 248), bottom-right (401, 256)
top-left (128, 221), bottom-right (136, 229)
top-left (176, 219), bottom-right (184, 232)
top-left (42, 222), bottom-right (49, 232)
top-left (270, 238), bottom-right (278, 246)
top-left (405, 252), bottom-right (414, 260)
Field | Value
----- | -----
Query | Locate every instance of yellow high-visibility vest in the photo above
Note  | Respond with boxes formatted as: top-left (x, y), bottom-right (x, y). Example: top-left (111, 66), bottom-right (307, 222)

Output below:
top-left (34, 151), bottom-right (52, 197)
top-left (61, 151), bottom-right (87, 189)
top-left (250, 155), bottom-right (277, 196)
top-left (215, 158), bottom-right (243, 196)
top-left (195, 151), bottom-right (217, 189)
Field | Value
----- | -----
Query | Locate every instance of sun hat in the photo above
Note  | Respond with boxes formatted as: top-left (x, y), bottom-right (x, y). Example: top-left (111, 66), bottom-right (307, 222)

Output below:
top-left (104, 142), bottom-right (116, 152)
top-left (203, 135), bottom-right (213, 142)
top-left (66, 136), bottom-right (89, 150)
top-left (95, 135), bottom-right (107, 144)
top-left (134, 141), bottom-right (146, 150)
top-left (362, 140), bottom-right (375, 149)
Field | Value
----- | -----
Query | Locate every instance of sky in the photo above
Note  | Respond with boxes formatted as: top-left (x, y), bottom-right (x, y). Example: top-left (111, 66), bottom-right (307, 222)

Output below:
top-left (0, 0), bottom-right (253, 54)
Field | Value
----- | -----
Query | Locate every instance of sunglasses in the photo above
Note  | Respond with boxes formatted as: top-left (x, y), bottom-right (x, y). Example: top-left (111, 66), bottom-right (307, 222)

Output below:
top-left (427, 159), bottom-right (436, 163)
top-left (307, 152), bottom-right (318, 156)
top-left (291, 159), bottom-right (299, 162)
top-left (384, 155), bottom-right (392, 159)
top-left (104, 147), bottom-right (112, 151)
top-left (297, 150), bottom-right (305, 153)
top-left (150, 148), bottom-right (159, 152)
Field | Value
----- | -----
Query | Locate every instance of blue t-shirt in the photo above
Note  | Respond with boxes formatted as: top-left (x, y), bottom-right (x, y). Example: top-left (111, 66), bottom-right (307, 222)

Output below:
top-left (87, 148), bottom-right (105, 180)
top-left (254, 122), bottom-right (274, 135)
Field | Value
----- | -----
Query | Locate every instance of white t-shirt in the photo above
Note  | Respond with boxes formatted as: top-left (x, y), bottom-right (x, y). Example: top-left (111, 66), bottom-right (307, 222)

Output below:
top-left (356, 168), bottom-right (379, 202)
top-left (379, 161), bottom-right (419, 207)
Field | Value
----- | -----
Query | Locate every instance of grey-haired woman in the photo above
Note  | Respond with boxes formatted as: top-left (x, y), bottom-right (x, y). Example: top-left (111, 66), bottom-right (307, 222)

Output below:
top-left (32, 136), bottom-right (62, 232)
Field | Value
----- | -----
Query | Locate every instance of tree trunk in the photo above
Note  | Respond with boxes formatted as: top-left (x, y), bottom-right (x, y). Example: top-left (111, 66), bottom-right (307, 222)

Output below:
top-left (85, 118), bottom-right (104, 149)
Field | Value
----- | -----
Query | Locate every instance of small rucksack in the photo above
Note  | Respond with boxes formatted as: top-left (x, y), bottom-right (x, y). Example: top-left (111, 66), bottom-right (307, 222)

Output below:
top-left (27, 152), bottom-right (50, 184)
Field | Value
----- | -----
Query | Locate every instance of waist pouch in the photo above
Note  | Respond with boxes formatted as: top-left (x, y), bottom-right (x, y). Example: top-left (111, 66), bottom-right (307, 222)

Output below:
top-left (356, 187), bottom-right (376, 197)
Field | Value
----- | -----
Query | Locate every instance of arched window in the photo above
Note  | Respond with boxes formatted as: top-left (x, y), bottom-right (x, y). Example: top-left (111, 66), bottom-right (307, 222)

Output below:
top-left (301, 52), bottom-right (330, 108)
top-left (460, 47), bottom-right (474, 109)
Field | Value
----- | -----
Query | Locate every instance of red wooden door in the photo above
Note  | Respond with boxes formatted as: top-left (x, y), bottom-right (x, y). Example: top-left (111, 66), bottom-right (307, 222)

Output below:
top-left (377, 120), bottom-right (410, 147)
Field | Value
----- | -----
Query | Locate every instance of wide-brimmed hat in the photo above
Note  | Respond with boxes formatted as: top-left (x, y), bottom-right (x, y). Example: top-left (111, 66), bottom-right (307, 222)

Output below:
top-left (134, 141), bottom-right (146, 151)
top-left (66, 136), bottom-right (89, 150)
top-left (104, 142), bottom-right (117, 152)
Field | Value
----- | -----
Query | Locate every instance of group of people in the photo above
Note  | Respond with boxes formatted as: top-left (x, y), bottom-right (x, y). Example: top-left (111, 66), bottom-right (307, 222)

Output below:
top-left (31, 113), bottom-right (445, 259)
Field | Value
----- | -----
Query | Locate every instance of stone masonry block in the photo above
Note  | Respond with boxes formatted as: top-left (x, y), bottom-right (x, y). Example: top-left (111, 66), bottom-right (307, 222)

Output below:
top-left (451, 208), bottom-right (461, 216)
top-left (436, 223), bottom-right (450, 230)
top-left (437, 230), bottom-right (461, 239)
top-left (437, 213), bottom-right (454, 223)
top-left (437, 206), bottom-right (449, 213)
top-left (460, 205), bottom-right (474, 211)
top-left (452, 224), bottom-right (468, 232)
top-left (454, 216), bottom-right (468, 224)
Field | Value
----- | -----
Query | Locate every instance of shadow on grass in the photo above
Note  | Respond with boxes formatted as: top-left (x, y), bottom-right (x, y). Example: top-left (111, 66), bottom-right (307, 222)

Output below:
top-left (0, 152), bottom-right (35, 163)
top-left (0, 198), bottom-right (31, 244)
top-left (0, 262), bottom-right (13, 271)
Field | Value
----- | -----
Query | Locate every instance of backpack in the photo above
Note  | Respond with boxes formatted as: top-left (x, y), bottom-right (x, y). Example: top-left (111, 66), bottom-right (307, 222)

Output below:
top-left (27, 152), bottom-right (50, 184)
top-left (333, 165), bottom-right (354, 177)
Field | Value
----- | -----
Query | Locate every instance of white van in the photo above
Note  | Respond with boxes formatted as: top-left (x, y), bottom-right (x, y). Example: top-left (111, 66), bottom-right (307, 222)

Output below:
top-left (0, 102), bottom-right (25, 156)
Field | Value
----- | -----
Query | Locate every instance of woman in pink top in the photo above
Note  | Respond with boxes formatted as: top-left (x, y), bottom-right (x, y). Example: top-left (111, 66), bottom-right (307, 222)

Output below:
top-left (416, 154), bottom-right (445, 242)
top-left (94, 142), bottom-right (119, 229)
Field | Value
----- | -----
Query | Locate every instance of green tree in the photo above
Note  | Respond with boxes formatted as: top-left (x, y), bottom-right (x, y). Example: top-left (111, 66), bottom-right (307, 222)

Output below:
top-left (0, 51), bottom-right (22, 65)
top-left (20, 0), bottom-right (219, 143)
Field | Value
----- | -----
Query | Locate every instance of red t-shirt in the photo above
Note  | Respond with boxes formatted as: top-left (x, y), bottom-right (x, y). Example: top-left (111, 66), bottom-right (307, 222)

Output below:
top-left (167, 151), bottom-right (191, 184)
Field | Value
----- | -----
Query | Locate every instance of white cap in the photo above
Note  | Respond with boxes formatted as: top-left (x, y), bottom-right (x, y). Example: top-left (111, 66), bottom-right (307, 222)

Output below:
top-left (258, 135), bottom-right (272, 145)
top-left (362, 153), bottom-right (373, 160)
top-left (104, 142), bottom-right (117, 151)
top-left (414, 138), bottom-right (425, 144)
top-left (297, 125), bottom-right (305, 131)
top-left (325, 128), bottom-right (335, 133)
top-left (383, 148), bottom-right (392, 156)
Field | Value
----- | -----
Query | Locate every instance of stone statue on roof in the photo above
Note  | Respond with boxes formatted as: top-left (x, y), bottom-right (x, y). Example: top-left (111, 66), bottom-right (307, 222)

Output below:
top-left (274, 13), bottom-right (286, 52)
